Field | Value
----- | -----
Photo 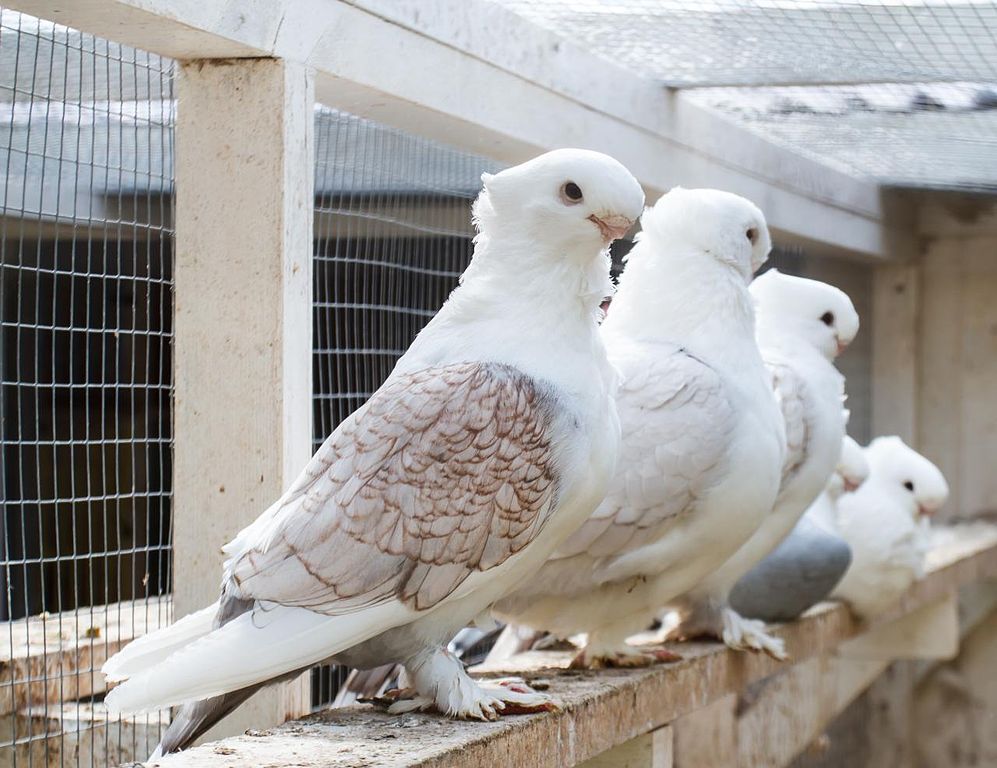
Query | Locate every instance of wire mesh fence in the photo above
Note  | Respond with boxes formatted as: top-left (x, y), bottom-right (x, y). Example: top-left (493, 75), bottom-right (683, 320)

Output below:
top-left (310, 105), bottom-right (504, 708)
top-left (0, 8), bottom-right (173, 765)
top-left (496, 0), bottom-right (997, 192)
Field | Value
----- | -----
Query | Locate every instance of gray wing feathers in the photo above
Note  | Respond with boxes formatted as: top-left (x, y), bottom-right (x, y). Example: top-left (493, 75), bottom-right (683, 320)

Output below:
top-left (730, 514), bottom-right (852, 622)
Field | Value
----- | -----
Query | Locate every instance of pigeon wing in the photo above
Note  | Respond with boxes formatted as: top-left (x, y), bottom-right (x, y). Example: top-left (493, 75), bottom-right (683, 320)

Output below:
top-left (224, 361), bottom-right (563, 613)
top-left (555, 345), bottom-right (734, 559)
top-left (770, 359), bottom-right (811, 488)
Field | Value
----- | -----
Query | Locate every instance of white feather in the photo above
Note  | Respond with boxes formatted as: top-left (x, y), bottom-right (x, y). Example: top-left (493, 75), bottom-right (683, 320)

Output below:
top-left (694, 272), bottom-right (856, 599)
top-left (101, 602), bottom-right (218, 682)
top-left (105, 601), bottom-right (410, 715)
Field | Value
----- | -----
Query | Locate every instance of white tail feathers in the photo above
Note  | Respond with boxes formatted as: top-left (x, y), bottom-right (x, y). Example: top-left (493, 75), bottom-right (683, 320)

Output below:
top-left (104, 601), bottom-right (410, 715)
top-left (102, 602), bottom-right (219, 682)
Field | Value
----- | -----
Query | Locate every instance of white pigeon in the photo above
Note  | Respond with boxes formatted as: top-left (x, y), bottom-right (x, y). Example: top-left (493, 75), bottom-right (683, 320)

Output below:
top-left (728, 431), bottom-right (868, 623)
top-left (807, 433), bottom-right (870, 535)
top-left (101, 149), bottom-right (645, 750)
top-left (832, 436), bottom-right (949, 619)
top-left (492, 187), bottom-right (785, 668)
top-left (671, 270), bottom-right (859, 658)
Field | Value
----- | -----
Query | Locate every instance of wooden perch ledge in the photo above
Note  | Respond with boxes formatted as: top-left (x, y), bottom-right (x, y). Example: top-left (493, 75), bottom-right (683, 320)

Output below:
top-left (148, 526), bottom-right (997, 768)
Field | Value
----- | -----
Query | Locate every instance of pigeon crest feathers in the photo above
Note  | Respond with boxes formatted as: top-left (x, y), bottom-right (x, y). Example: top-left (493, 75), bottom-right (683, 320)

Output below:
top-left (472, 148), bottom-right (643, 255)
top-left (634, 187), bottom-right (771, 281)
top-left (751, 270), bottom-right (859, 361)
top-left (863, 436), bottom-right (949, 517)
top-left (603, 188), bottom-right (770, 346)
top-left (464, 149), bottom-right (643, 310)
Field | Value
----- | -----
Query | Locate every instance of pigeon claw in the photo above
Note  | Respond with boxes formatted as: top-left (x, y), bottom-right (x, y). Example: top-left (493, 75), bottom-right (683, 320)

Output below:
top-left (569, 646), bottom-right (682, 669)
top-left (380, 677), bottom-right (559, 720)
top-left (720, 608), bottom-right (789, 661)
top-left (647, 647), bottom-right (683, 663)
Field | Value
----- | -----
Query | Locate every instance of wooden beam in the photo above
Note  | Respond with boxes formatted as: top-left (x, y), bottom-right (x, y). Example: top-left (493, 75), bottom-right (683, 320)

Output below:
top-left (674, 695), bottom-right (737, 768)
top-left (0, 597), bottom-right (170, 716)
top-left (872, 263), bottom-right (920, 442)
top-left (735, 656), bottom-right (888, 768)
top-left (838, 595), bottom-right (959, 662)
top-left (171, 57), bottom-right (314, 741)
top-left (8, 0), bottom-right (890, 257)
top-left (0, 704), bottom-right (167, 768)
top-left (580, 726), bottom-right (673, 768)
top-left (138, 526), bottom-right (997, 768)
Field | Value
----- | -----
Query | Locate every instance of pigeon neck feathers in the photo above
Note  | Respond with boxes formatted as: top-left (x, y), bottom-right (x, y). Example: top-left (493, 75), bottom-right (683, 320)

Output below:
top-left (604, 241), bottom-right (757, 352)
top-left (395, 189), bottom-right (616, 398)
top-left (450, 191), bottom-right (613, 326)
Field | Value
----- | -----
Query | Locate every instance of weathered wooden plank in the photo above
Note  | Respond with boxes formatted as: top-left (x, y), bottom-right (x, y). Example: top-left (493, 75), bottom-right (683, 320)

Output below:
top-left (838, 594), bottom-right (959, 661)
top-left (871, 263), bottom-right (920, 443)
top-left (674, 695), bottom-right (736, 768)
top-left (579, 726), bottom-right (673, 768)
top-left (913, 609), bottom-right (997, 768)
top-left (146, 526), bottom-right (997, 768)
top-left (735, 651), bottom-right (891, 768)
top-left (734, 584), bottom-right (963, 768)
top-left (0, 597), bottom-right (170, 716)
top-left (0, 704), bottom-right (167, 768)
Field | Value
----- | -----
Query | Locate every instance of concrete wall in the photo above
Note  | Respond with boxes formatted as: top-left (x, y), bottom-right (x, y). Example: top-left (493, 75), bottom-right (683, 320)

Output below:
top-left (916, 196), bottom-right (997, 522)
top-left (792, 192), bottom-right (997, 768)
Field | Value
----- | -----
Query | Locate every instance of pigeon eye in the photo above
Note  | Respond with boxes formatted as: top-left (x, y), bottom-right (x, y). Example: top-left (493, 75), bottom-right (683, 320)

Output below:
top-left (746, 227), bottom-right (758, 244)
top-left (820, 311), bottom-right (835, 326)
top-left (561, 181), bottom-right (584, 204)
top-left (903, 480), bottom-right (915, 492)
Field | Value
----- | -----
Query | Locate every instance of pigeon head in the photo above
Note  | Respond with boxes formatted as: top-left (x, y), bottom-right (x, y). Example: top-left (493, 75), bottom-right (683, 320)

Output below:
top-left (476, 149), bottom-right (644, 255)
top-left (636, 187), bottom-right (771, 282)
top-left (832, 434), bottom-right (869, 496)
top-left (865, 436), bottom-right (949, 518)
top-left (751, 270), bottom-right (859, 360)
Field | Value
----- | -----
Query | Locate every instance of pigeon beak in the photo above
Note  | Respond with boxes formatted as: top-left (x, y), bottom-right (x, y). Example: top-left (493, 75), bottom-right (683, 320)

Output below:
top-left (918, 503), bottom-right (937, 518)
top-left (589, 214), bottom-right (634, 244)
top-left (842, 476), bottom-right (861, 493)
top-left (835, 338), bottom-right (849, 357)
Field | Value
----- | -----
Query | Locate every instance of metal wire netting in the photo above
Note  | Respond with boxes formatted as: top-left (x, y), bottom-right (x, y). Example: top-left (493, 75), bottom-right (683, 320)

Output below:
top-left (496, 0), bottom-right (997, 192)
top-left (496, 0), bottom-right (997, 87)
top-left (310, 105), bottom-right (504, 708)
top-left (0, 9), bottom-right (173, 765)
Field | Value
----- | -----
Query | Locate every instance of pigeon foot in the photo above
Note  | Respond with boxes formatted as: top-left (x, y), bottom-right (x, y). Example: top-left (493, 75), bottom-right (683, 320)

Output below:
top-left (569, 644), bottom-right (682, 669)
top-left (721, 608), bottom-right (788, 660)
top-left (392, 647), bottom-right (559, 720)
top-left (383, 677), bottom-right (557, 720)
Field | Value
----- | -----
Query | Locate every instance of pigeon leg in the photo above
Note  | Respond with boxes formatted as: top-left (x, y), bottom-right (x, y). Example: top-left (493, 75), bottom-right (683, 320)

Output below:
top-left (670, 600), bottom-right (787, 660)
top-left (570, 626), bottom-right (682, 669)
top-left (386, 647), bottom-right (559, 720)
